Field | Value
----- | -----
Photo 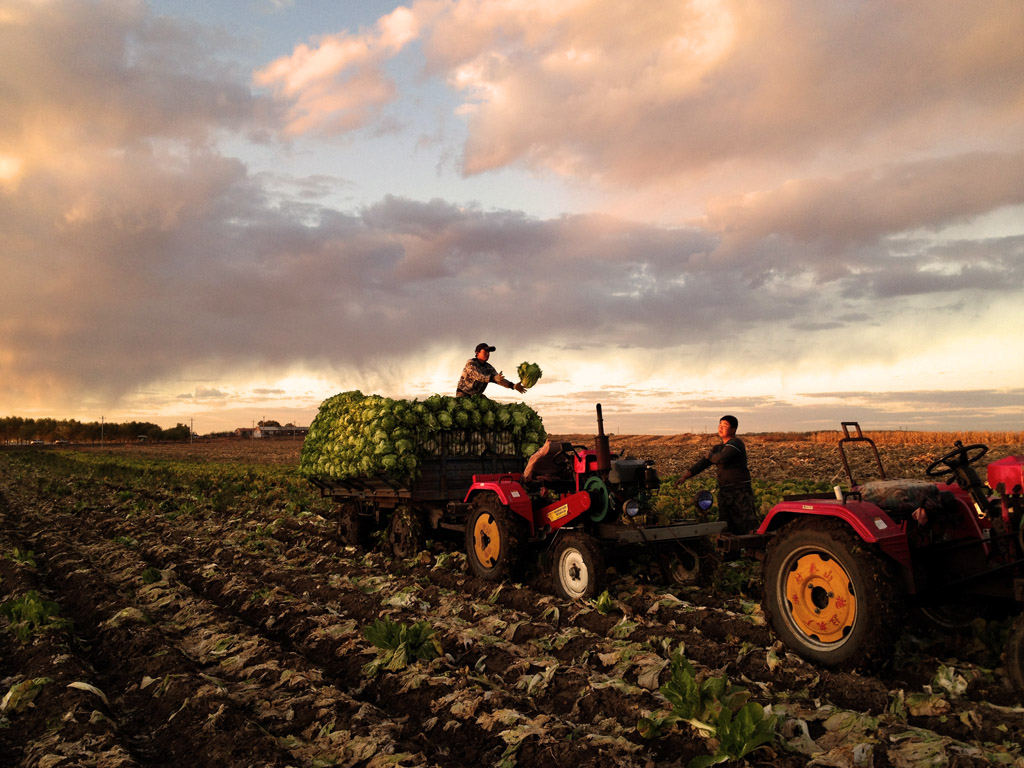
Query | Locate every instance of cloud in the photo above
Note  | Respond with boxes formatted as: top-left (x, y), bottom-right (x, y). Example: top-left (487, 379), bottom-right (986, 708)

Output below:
top-left (253, 5), bottom-right (422, 135)
top-left (705, 152), bottom-right (1024, 251)
top-left (2, 1), bottom-right (1023, 434)
top-left (5, 164), bottom-right (1017, 407)
top-left (0, 1), bottom-right (263, 157)
top-left (259, 1), bottom-right (1024, 239)
top-left (412, 1), bottom-right (1024, 183)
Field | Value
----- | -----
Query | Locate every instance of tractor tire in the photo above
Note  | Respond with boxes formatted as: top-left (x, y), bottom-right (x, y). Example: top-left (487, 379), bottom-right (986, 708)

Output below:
top-left (388, 504), bottom-right (425, 559)
top-left (337, 501), bottom-right (366, 547)
top-left (763, 517), bottom-right (900, 669)
top-left (551, 531), bottom-right (606, 601)
top-left (465, 492), bottom-right (526, 582)
top-left (1007, 613), bottom-right (1024, 696)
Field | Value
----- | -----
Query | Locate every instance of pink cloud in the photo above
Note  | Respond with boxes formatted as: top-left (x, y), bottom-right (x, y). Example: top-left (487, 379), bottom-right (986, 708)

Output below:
top-left (254, 5), bottom-right (426, 136)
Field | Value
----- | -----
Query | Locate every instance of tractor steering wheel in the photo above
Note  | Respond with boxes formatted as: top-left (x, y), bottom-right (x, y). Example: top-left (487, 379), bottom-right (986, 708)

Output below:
top-left (925, 442), bottom-right (988, 478)
top-left (553, 444), bottom-right (587, 470)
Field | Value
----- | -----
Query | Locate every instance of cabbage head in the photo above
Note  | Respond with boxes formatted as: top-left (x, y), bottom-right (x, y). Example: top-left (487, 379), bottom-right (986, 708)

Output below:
top-left (517, 362), bottom-right (542, 389)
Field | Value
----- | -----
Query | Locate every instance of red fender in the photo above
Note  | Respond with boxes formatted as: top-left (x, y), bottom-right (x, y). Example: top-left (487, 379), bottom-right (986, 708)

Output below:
top-left (762, 499), bottom-right (911, 568)
top-left (464, 474), bottom-right (534, 525)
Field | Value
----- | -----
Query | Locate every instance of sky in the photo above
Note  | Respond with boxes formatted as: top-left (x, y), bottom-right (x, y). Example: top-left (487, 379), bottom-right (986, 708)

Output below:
top-left (2, 0), bottom-right (1023, 437)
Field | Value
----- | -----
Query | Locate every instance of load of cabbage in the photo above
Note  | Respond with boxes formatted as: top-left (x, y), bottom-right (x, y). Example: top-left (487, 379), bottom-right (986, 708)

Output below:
top-left (299, 390), bottom-right (546, 481)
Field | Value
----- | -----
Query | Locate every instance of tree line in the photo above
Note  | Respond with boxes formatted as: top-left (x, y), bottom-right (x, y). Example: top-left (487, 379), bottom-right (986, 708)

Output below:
top-left (1, 417), bottom-right (192, 444)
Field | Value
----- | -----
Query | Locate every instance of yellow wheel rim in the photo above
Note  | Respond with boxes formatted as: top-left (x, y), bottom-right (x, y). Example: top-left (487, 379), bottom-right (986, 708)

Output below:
top-left (784, 552), bottom-right (857, 644)
top-left (473, 513), bottom-right (500, 568)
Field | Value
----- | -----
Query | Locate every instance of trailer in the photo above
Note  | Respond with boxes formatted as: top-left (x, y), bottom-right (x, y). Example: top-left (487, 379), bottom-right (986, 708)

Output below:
top-left (309, 428), bottom-right (525, 558)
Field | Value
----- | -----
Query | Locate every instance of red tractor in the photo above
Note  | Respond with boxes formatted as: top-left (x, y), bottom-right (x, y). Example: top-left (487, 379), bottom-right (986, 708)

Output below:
top-left (750, 422), bottom-right (1024, 691)
top-left (458, 405), bottom-right (725, 600)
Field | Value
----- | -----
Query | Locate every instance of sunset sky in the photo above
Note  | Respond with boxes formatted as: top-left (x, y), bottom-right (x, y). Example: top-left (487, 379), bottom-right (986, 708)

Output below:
top-left (2, 0), bottom-right (1023, 436)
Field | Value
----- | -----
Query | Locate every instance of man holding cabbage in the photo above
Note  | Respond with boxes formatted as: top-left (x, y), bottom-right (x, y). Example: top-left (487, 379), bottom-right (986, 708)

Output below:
top-left (456, 343), bottom-right (535, 397)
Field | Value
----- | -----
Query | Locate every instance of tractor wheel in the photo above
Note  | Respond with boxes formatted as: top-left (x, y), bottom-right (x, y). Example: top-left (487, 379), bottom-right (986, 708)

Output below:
top-left (1006, 614), bottom-right (1024, 696)
top-left (551, 531), bottom-right (606, 601)
top-left (337, 501), bottom-right (366, 547)
top-left (659, 541), bottom-right (719, 587)
top-left (388, 504), bottom-right (425, 559)
top-left (465, 492), bottom-right (526, 581)
top-left (763, 517), bottom-right (899, 668)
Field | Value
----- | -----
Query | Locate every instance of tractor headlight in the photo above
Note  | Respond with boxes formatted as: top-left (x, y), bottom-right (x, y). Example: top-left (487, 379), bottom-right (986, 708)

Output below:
top-left (696, 490), bottom-right (714, 512)
top-left (623, 498), bottom-right (641, 517)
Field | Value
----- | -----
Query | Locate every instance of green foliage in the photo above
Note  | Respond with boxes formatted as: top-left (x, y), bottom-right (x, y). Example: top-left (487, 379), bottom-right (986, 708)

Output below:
top-left (652, 476), bottom-right (834, 525)
top-left (753, 477), bottom-right (834, 518)
top-left (689, 701), bottom-right (780, 768)
top-left (299, 391), bottom-right (546, 482)
top-left (1, 591), bottom-right (71, 643)
top-left (711, 558), bottom-right (762, 596)
top-left (362, 617), bottom-right (441, 677)
top-left (516, 361), bottom-right (543, 389)
top-left (141, 567), bottom-right (162, 584)
top-left (638, 643), bottom-right (777, 766)
top-left (651, 478), bottom-right (717, 523)
top-left (4, 547), bottom-right (36, 568)
top-left (0, 415), bottom-right (187, 443)
top-left (593, 590), bottom-right (616, 615)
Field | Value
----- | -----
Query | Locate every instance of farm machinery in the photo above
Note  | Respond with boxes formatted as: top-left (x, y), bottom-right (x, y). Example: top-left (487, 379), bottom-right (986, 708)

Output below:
top-left (456, 404), bottom-right (724, 599)
top-left (309, 403), bottom-right (724, 600)
top-left (746, 422), bottom-right (1024, 692)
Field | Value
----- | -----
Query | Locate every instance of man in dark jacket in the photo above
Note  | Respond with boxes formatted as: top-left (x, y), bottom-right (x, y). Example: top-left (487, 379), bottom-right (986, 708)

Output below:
top-left (676, 415), bottom-right (758, 534)
top-left (456, 343), bottom-right (526, 397)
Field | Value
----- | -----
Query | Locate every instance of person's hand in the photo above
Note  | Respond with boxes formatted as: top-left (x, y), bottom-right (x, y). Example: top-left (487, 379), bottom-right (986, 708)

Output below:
top-left (514, 382), bottom-right (526, 393)
top-left (674, 472), bottom-right (690, 487)
top-left (494, 372), bottom-right (508, 386)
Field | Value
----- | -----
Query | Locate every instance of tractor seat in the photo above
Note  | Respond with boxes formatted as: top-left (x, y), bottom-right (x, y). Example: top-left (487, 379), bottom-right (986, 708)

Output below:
top-left (858, 480), bottom-right (940, 517)
top-left (523, 440), bottom-right (576, 492)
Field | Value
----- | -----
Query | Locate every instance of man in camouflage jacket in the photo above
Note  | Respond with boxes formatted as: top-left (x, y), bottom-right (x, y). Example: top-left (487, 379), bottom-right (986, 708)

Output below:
top-left (456, 343), bottom-right (526, 397)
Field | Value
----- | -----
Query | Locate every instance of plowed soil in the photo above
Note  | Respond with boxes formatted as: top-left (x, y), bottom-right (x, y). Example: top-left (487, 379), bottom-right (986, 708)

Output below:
top-left (2, 434), bottom-right (1023, 768)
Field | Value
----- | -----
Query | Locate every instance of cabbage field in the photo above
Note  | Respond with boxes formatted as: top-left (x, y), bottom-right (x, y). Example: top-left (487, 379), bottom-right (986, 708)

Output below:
top-left (2, 433), bottom-right (1024, 768)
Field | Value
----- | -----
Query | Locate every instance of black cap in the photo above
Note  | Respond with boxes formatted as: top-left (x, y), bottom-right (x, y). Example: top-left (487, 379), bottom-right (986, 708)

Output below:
top-left (475, 343), bottom-right (496, 353)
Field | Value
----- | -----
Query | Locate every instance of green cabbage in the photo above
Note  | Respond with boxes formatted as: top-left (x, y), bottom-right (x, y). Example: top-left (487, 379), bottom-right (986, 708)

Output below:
top-left (517, 362), bottom-right (543, 389)
top-left (299, 390), bottom-right (546, 482)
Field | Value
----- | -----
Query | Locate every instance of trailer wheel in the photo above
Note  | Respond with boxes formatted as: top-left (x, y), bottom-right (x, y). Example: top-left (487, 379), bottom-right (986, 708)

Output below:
top-left (465, 492), bottom-right (525, 581)
top-left (388, 504), bottom-right (425, 559)
top-left (763, 517), bottom-right (898, 668)
top-left (551, 531), bottom-right (606, 601)
top-left (1006, 613), bottom-right (1024, 696)
top-left (337, 501), bottom-right (366, 547)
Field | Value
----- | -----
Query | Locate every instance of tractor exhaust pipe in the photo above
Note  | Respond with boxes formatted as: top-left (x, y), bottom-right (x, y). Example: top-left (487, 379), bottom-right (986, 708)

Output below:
top-left (595, 403), bottom-right (612, 473)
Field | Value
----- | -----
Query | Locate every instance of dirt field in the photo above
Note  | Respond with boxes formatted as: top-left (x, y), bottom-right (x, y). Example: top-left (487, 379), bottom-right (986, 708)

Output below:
top-left (2, 435), bottom-right (1023, 767)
